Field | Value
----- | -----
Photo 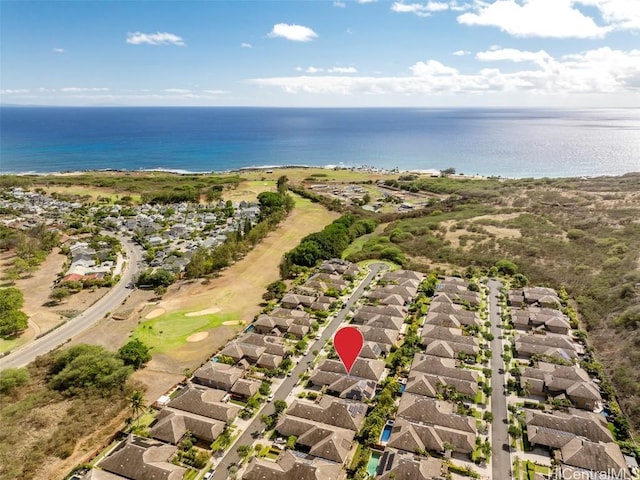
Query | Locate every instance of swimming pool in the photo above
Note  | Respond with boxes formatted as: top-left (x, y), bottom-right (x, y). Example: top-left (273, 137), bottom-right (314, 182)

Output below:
top-left (367, 451), bottom-right (381, 476)
top-left (380, 424), bottom-right (393, 442)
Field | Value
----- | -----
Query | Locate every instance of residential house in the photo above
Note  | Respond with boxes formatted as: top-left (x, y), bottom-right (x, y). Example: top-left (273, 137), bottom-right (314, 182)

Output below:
top-left (192, 362), bottom-right (243, 391)
top-left (359, 326), bottom-right (400, 353)
top-left (387, 417), bottom-right (475, 455)
top-left (281, 293), bottom-right (316, 310)
top-left (520, 362), bottom-right (601, 410)
top-left (275, 417), bottom-right (355, 464)
top-left (410, 354), bottom-right (478, 384)
top-left (166, 384), bottom-right (240, 424)
top-left (285, 396), bottom-right (367, 432)
top-left (420, 325), bottom-right (480, 357)
top-left (376, 449), bottom-right (446, 480)
top-left (97, 435), bottom-right (186, 480)
top-left (515, 332), bottom-right (582, 360)
top-left (149, 408), bottom-right (225, 444)
top-left (511, 308), bottom-right (571, 334)
top-left (243, 450), bottom-right (346, 480)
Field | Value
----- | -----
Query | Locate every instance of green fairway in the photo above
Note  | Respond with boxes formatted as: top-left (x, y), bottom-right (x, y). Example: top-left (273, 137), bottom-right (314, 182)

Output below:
top-left (132, 310), bottom-right (239, 354)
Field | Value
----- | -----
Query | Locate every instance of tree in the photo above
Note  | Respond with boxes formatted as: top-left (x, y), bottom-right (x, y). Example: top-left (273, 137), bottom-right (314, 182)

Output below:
top-left (154, 285), bottom-right (167, 298)
top-left (0, 287), bottom-right (24, 312)
top-left (441, 167), bottom-right (456, 176)
top-left (495, 259), bottom-right (518, 276)
top-left (274, 399), bottom-right (287, 416)
top-left (0, 309), bottom-right (28, 338)
top-left (48, 344), bottom-right (133, 395)
top-left (276, 175), bottom-right (289, 195)
top-left (50, 287), bottom-right (71, 304)
top-left (118, 339), bottom-right (152, 369)
top-left (362, 193), bottom-right (371, 205)
top-left (129, 389), bottom-right (147, 427)
top-left (236, 444), bottom-right (252, 460)
top-left (0, 367), bottom-right (29, 395)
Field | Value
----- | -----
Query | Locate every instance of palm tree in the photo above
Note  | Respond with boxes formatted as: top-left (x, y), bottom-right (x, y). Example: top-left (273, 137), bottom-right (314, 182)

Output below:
top-left (129, 390), bottom-right (147, 427)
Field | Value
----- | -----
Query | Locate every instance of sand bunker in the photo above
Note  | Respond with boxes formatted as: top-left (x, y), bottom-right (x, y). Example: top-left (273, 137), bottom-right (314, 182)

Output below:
top-left (146, 308), bottom-right (166, 319)
top-left (186, 331), bottom-right (210, 343)
top-left (185, 307), bottom-right (221, 317)
top-left (222, 320), bottom-right (242, 326)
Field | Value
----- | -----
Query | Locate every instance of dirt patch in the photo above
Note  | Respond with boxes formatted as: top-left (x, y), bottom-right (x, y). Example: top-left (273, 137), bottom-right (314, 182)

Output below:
top-left (185, 307), bottom-right (221, 317)
top-left (145, 308), bottom-right (165, 319)
top-left (186, 331), bottom-right (209, 342)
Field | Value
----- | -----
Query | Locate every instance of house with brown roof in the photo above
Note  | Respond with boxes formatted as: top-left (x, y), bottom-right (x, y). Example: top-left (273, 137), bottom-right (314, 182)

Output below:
top-left (310, 296), bottom-right (334, 312)
top-left (97, 435), bottom-right (186, 480)
top-left (219, 333), bottom-right (288, 364)
top-left (525, 408), bottom-right (615, 447)
top-left (319, 259), bottom-right (360, 277)
top-left (387, 417), bottom-right (475, 455)
top-left (524, 408), bottom-right (630, 477)
top-left (243, 450), bottom-right (346, 480)
top-left (281, 293), bottom-right (317, 309)
top-left (305, 273), bottom-right (348, 293)
top-left (192, 362), bottom-right (243, 391)
top-left (285, 396), bottom-right (367, 431)
top-left (275, 416), bottom-right (355, 464)
top-left (521, 362), bottom-right (601, 410)
top-left (149, 408), bottom-right (225, 444)
top-left (410, 354), bottom-right (478, 383)
top-left (359, 325), bottom-right (400, 352)
top-left (351, 311), bottom-right (405, 331)
top-left (167, 384), bottom-right (240, 424)
top-left (383, 270), bottom-right (424, 282)
top-left (420, 325), bottom-right (480, 357)
top-left (405, 370), bottom-right (478, 399)
top-left (310, 358), bottom-right (384, 401)
top-left (376, 449), bottom-right (446, 480)
top-left (396, 394), bottom-right (476, 436)
top-left (515, 332), bottom-right (581, 360)
top-left (511, 308), bottom-right (571, 334)
top-left (355, 304), bottom-right (408, 319)
top-left (230, 378), bottom-right (261, 399)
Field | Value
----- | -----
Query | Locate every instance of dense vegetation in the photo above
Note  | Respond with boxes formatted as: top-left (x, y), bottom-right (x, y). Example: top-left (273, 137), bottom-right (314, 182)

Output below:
top-left (344, 173), bottom-right (640, 434)
top-left (0, 172), bottom-right (242, 203)
top-left (279, 214), bottom-right (377, 277)
top-left (0, 344), bottom-right (136, 478)
top-left (0, 287), bottom-right (29, 339)
top-left (0, 223), bottom-right (59, 280)
top-left (185, 188), bottom-right (295, 278)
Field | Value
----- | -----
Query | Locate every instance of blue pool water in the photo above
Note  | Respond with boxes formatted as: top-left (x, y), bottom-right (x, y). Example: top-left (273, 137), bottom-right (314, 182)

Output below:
top-left (380, 424), bottom-right (393, 442)
top-left (400, 383), bottom-right (406, 393)
top-left (367, 451), bottom-right (381, 476)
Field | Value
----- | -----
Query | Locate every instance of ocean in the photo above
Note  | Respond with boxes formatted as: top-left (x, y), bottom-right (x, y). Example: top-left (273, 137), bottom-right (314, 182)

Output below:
top-left (0, 107), bottom-right (638, 178)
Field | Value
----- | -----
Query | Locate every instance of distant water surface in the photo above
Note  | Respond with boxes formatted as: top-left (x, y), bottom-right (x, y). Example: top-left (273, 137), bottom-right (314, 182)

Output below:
top-left (1, 107), bottom-right (638, 177)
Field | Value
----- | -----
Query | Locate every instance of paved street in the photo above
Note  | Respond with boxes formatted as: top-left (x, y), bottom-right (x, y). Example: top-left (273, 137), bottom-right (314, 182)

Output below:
top-left (211, 262), bottom-right (386, 480)
top-left (488, 278), bottom-right (512, 479)
top-left (0, 236), bottom-right (144, 370)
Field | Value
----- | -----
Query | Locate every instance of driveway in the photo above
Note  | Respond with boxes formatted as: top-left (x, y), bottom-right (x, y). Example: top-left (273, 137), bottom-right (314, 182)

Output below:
top-left (0, 235), bottom-right (144, 370)
top-left (488, 278), bottom-right (512, 479)
top-left (211, 262), bottom-right (386, 480)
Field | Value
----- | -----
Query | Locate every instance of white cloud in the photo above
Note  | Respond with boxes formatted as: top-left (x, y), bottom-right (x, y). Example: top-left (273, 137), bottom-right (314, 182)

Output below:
top-left (576, 0), bottom-right (640, 31)
top-left (457, 0), bottom-right (609, 38)
top-left (306, 66), bottom-right (324, 73)
top-left (333, 0), bottom-right (346, 7)
top-left (241, 42), bottom-right (253, 48)
top-left (453, 49), bottom-right (471, 56)
top-left (248, 47), bottom-right (640, 97)
top-left (203, 90), bottom-right (228, 95)
top-left (356, 0), bottom-right (377, 3)
top-left (0, 89), bottom-right (30, 94)
top-left (126, 31), bottom-right (185, 46)
top-left (476, 47), bottom-right (552, 66)
top-left (52, 48), bottom-right (65, 54)
top-left (391, 1), bottom-right (449, 16)
top-left (164, 88), bottom-right (191, 94)
top-left (328, 66), bottom-right (358, 73)
top-left (60, 87), bottom-right (109, 92)
top-left (267, 23), bottom-right (318, 42)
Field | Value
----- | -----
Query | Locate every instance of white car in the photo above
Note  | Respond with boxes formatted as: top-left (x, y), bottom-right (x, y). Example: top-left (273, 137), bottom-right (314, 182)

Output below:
top-left (267, 393), bottom-right (274, 402)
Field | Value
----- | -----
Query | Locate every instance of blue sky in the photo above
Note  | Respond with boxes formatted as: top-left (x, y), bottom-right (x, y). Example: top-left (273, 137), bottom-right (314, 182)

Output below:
top-left (1, 0), bottom-right (638, 106)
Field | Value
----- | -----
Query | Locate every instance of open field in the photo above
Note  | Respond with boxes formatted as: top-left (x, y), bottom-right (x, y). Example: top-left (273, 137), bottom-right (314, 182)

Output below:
top-left (225, 167), bottom-right (399, 184)
top-left (223, 180), bottom-right (276, 202)
top-left (43, 185), bottom-right (141, 203)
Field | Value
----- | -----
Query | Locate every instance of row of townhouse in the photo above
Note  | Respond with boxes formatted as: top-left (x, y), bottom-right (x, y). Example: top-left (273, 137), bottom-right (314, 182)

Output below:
top-left (244, 268), bottom-right (452, 480)
top-left (508, 286), bottom-right (635, 479)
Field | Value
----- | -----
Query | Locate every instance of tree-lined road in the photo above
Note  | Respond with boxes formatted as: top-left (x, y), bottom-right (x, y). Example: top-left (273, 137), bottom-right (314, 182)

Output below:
top-left (0, 236), bottom-right (143, 370)
top-left (488, 278), bottom-right (511, 479)
top-left (211, 262), bottom-right (386, 480)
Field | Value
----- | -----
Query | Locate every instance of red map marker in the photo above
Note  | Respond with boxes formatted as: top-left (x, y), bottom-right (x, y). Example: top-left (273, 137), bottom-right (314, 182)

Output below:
top-left (334, 326), bottom-right (364, 375)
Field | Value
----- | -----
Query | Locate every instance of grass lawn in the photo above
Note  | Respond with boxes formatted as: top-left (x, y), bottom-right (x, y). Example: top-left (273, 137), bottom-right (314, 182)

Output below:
top-left (0, 334), bottom-right (30, 354)
top-left (44, 185), bottom-right (141, 203)
top-left (132, 310), bottom-right (237, 354)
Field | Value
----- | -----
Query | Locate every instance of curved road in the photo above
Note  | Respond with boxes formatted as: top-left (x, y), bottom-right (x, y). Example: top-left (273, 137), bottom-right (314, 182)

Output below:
top-left (211, 262), bottom-right (387, 480)
top-left (0, 236), bottom-right (144, 370)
